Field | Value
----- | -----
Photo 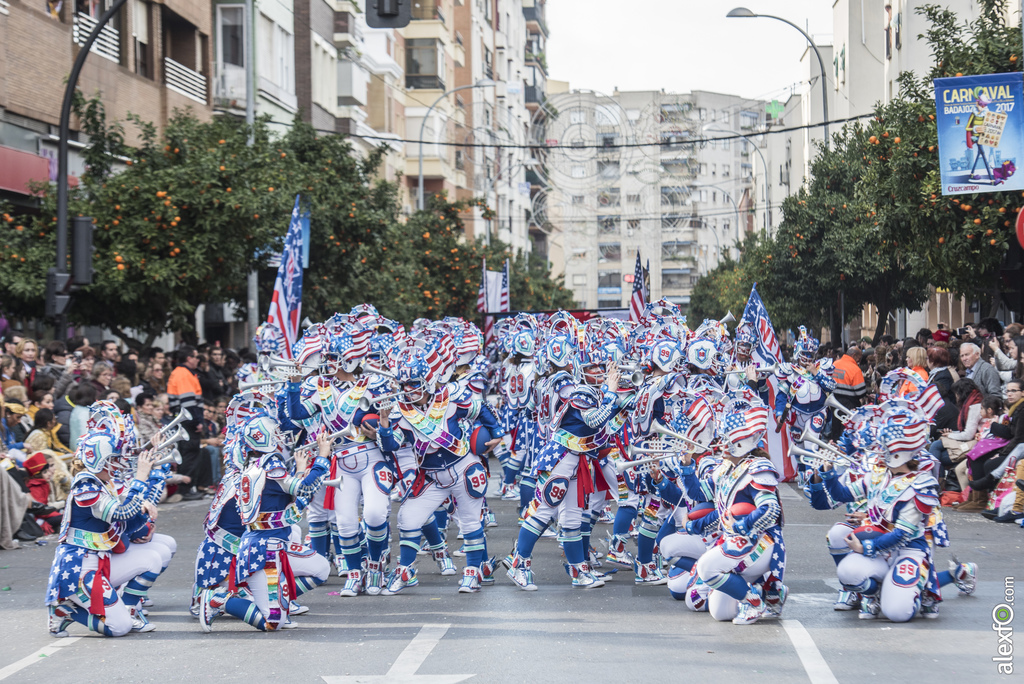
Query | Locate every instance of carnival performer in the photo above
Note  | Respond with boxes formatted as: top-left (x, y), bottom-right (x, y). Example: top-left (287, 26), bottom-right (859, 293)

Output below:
top-left (695, 402), bottom-right (788, 625)
top-left (808, 409), bottom-right (977, 621)
top-left (506, 336), bottom-right (626, 590)
top-left (497, 322), bottom-right (541, 511)
top-left (198, 416), bottom-right (330, 631)
top-left (774, 326), bottom-right (835, 483)
top-left (46, 411), bottom-right (168, 637)
top-left (377, 342), bottom-right (505, 594)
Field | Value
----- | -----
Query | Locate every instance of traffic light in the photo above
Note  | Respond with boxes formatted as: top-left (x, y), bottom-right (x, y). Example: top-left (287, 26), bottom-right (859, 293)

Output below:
top-left (71, 215), bottom-right (94, 285)
top-left (45, 268), bottom-right (71, 318)
top-left (366, 0), bottom-right (411, 28)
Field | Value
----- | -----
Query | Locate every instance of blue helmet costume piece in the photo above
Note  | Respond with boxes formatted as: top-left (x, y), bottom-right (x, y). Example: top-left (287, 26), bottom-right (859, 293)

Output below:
top-left (241, 416), bottom-right (281, 455)
top-left (253, 323), bottom-right (287, 355)
top-left (650, 339), bottom-right (686, 374)
top-left (792, 326), bottom-right (820, 366)
top-left (76, 431), bottom-right (121, 474)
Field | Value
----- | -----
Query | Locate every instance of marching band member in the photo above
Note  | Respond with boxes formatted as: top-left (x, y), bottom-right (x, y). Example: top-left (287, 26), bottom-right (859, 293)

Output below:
top-left (46, 420), bottom-right (166, 637)
top-left (199, 416), bottom-right (330, 631)
top-left (696, 403), bottom-right (788, 625)
top-left (773, 326), bottom-right (835, 483)
top-left (809, 409), bottom-right (976, 621)
top-left (377, 344), bottom-right (504, 594)
top-left (506, 341), bottom-right (626, 590)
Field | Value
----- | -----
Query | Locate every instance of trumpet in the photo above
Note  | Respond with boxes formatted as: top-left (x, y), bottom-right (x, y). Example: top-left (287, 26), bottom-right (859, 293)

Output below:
top-left (616, 452), bottom-right (680, 473)
top-left (796, 425), bottom-right (858, 466)
top-left (362, 364), bottom-right (398, 380)
top-left (265, 355), bottom-right (319, 377)
top-left (143, 408), bottom-right (192, 450)
top-left (723, 362), bottom-right (778, 376)
top-left (824, 394), bottom-right (855, 423)
top-left (789, 444), bottom-right (860, 469)
top-left (293, 428), bottom-right (353, 456)
top-left (357, 391), bottom-right (402, 412)
top-left (152, 447), bottom-right (183, 467)
top-left (239, 378), bottom-right (285, 392)
top-left (650, 420), bottom-right (711, 454)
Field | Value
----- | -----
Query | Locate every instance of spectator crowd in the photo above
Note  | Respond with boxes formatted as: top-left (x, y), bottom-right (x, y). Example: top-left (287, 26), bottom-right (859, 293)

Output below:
top-left (1, 329), bottom-right (252, 548)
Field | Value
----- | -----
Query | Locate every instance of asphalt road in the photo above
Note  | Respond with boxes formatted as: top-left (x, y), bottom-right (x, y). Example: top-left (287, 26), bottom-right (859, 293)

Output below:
top-left (1, 477), bottom-right (1021, 683)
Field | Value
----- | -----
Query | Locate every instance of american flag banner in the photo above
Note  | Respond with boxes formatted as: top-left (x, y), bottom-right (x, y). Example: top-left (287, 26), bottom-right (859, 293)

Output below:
top-left (267, 196), bottom-right (304, 359)
top-left (478, 258), bottom-right (508, 348)
top-left (739, 283), bottom-right (795, 480)
top-left (629, 251), bottom-right (646, 323)
top-left (723, 405), bottom-right (770, 444)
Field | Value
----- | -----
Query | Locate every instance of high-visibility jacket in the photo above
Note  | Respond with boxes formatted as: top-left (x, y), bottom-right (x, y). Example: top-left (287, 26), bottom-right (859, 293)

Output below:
top-left (832, 354), bottom-right (866, 407)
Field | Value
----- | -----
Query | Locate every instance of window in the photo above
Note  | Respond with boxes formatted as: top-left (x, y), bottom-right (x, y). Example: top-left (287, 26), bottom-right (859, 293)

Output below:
top-left (661, 186), bottom-right (685, 206)
top-left (699, 163), bottom-right (708, 176)
top-left (721, 138), bottom-right (730, 150)
top-left (598, 243), bottom-right (621, 262)
top-left (722, 164), bottom-right (730, 178)
top-left (699, 189), bottom-right (708, 202)
top-left (406, 38), bottom-right (444, 90)
top-left (570, 109), bottom-right (586, 125)
top-left (711, 163), bottom-right (717, 177)
top-left (571, 165), bottom-right (585, 179)
top-left (572, 274), bottom-right (587, 286)
top-left (598, 299), bottom-right (622, 309)
top-left (312, 33), bottom-right (337, 113)
top-left (597, 188), bottom-right (620, 207)
top-left (572, 195), bottom-right (585, 205)
top-left (598, 216), bottom-right (620, 235)
top-left (258, 13), bottom-right (295, 95)
top-left (662, 214), bottom-right (685, 230)
top-left (698, 107), bottom-right (707, 120)
top-left (599, 132), bottom-right (618, 147)
top-left (597, 160), bottom-right (619, 180)
top-left (483, 46), bottom-right (493, 79)
top-left (595, 105), bottom-right (619, 126)
top-left (598, 271), bottom-right (621, 288)
top-left (216, 5), bottom-right (246, 101)
top-left (662, 270), bottom-right (691, 290)
top-left (626, 193), bottom-right (641, 204)
top-left (627, 219), bottom-right (640, 233)
top-left (662, 241), bottom-right (691, 260)
top-left (133, 0), bottom-right (151, 78)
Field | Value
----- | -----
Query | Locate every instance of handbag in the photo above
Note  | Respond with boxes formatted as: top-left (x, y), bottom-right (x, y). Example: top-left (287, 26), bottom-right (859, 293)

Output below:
top-left (941, 436), bottom-right (976, 462)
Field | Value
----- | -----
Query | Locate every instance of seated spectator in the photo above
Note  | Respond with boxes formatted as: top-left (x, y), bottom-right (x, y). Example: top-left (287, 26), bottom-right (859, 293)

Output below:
top-left (0, 400), bottom-right (26, 463)
top-left (109, 375), bottom-right (132, 401)
top-left (927, 346), bottom-right (959, 405)
top-left (970, 380), bottom-right (1024, 503)
top-left (0, 460), bottom-right (32, 549)
top-left (23, 408), bottom-right (71, 500)
top-left (28, 390), bottom-right (54, 423)
top-left (16, 452), bottom-right (63, 534)
top-left (988, 336), bottom-right (1020, 384)
top-left (141, 361), bottom-right (167, 394)
top-left (14, 338), bottom-right (38, 392)
top-left (1, 354), bottom-right (24, 392)
top-left (68, 382), bottom-right (97, 449)
top-left (929, 379), bottom-right (984, 485)
top-left (3, 386), bottom-right (31, 443)
top-left (89, 361), bottom-right (113, 396)
top-left (38, 341), bottom-right (67, 384)
top-left (960, 342), bottom-right (1001, 398)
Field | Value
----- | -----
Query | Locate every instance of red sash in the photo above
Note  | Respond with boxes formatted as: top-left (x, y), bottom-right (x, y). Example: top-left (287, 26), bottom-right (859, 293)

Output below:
top-left (89, 554), bottom-right (111, 617)
top-left (323, 456), bottom-right (338, 510)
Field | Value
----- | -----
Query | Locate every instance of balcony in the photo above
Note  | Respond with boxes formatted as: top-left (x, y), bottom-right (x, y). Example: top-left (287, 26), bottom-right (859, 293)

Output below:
top-left (412, 1), bottom-right (445, 23)
top-left (525, 51), bottom-right (547, 75)
top-left (165, 57), bottom-right (207, 104)
top-left (215, 62), bottom-right (246, 107)
top-left (333, 11), bottom-right (363, 49)
top-left (73, 12), bottom-right (121, 64)
top-left (523, 2), bottom-right (548, 37)
top-left (406, 74), bottom-right (445, 90)
top-left (525, 84), bottom-right (542, 105)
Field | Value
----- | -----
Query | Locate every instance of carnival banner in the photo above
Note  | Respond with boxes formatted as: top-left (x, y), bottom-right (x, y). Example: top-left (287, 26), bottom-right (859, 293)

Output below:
top-left (934, 72), bottom-right (1024, 195)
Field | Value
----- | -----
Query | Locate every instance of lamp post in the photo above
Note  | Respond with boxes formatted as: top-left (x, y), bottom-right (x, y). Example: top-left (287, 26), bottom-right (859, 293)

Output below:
top-left (727, 7), bottom-right (829, 148)
top-left (702, 123), bottom-right (770, 232)
top-left (417, 79), bottom-right (495, 210)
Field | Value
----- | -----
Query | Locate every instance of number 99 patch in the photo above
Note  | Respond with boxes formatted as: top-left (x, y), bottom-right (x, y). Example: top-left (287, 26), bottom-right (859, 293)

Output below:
top-left (542, 476), bottom-right (570, 507)
top-left (464, 462), bottom-right (488, 499)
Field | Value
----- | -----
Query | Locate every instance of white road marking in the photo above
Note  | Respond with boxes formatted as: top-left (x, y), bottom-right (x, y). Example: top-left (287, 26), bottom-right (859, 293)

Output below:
top-left (322, 623), bottom-right (473, 684)
top-left (0, 637), bottom-right (81, 682)
top-left (782, 620), bottom-right (838, 684)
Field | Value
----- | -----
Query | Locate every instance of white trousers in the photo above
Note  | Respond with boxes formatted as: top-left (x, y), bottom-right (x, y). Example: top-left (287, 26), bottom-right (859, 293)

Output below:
top-left (397, 457), bottom-right (484, 535)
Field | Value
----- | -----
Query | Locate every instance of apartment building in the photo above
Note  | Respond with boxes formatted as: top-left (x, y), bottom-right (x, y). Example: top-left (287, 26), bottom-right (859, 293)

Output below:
top-left (541, 88), bottom-right (764, 314)
top-left (0, 0), bottom-right (213, 208)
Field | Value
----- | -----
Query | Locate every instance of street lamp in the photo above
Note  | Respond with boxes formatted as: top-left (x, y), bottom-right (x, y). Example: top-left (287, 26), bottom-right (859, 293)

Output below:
top-left (702, 123), bottom-right (770, 233)
top-left (727, 7), bottom-right (829, 148)
top-left (417, 79), bottom-right (496, 210)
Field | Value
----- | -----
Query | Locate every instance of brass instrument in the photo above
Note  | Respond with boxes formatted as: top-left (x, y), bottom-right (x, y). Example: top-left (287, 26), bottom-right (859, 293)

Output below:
top-left (793, 424), bottom-right (858, 467)
top-left (239, 378), bottom-right (285, 392)
top-left (362, 364), bottom-right (398, 380)
top-left (824, 394), bottom-right (855, 423)
top-left (357, 391), bottom-right (403, 412)
top-left (723, 362), bottom-right (778, 376)
top-left (720, 311), bottom-right (736, 325)
top-left (143, 408), bottom-right (191, 450)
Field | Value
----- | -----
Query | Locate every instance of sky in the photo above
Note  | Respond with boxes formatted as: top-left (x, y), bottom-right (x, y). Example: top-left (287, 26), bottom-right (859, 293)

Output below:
top-left (545, 0), bottom-right (835, 103)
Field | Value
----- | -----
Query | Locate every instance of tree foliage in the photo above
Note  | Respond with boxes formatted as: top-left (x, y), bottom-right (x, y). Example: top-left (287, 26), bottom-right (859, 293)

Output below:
top-left (0, 98), bottom-right (572, 344)
top-left (692, 0), bottom-right (1022, 342)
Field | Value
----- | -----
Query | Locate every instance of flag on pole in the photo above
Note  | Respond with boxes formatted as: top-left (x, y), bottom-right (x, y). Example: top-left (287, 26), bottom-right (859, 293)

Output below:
top-left (739, 283), bottom-right (795, 481)
top-left (629, 251), bottom-right (646, 323)
top-left (267, 196), bottom-right (304, 359)
top-left (477, 258), bottom-right (508, 348)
